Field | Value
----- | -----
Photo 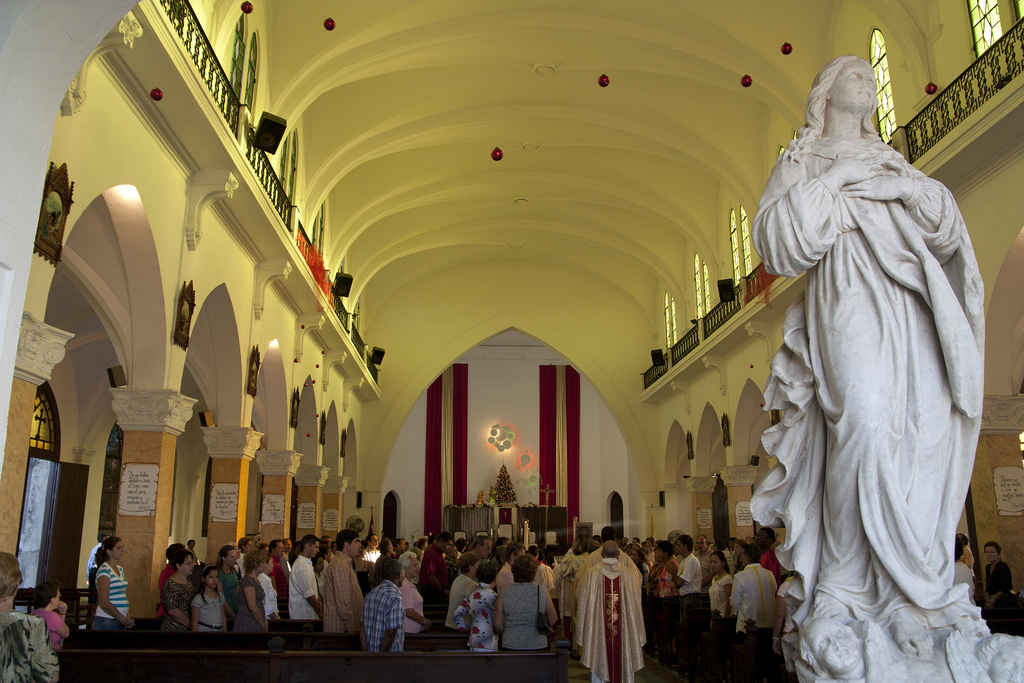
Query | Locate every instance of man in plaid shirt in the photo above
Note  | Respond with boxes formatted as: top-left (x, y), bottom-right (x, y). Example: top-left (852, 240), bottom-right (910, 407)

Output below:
top-left (361, 558), bottom-right (405, 652)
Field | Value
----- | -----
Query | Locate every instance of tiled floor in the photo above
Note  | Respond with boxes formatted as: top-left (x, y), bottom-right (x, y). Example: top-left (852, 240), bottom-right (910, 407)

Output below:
top-left (568, 653), bottom-right (683, 682)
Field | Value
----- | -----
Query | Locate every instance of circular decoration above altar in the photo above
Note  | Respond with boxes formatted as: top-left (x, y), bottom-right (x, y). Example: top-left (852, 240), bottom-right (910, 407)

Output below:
top-left (488, 424), bottom-right (515, 452)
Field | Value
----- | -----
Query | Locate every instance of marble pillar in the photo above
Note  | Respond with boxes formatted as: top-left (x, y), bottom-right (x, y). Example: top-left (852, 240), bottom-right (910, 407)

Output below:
top-left (720, 465), bottom-right (758, 539)
top-left (255, 450), bottom-right (301, 541)
top-left (685, 475), bottom-right (717, 537)
top-left (320, 475), bottom-right (349, 541)
top-left (976, 395), bottom-right (1024, 575)
top-left (202, 427), bottom-right (262, 565)
top-left (109, 388), bottom-right (196, 618)
top-left (0, 313), bottom-right (73, 552)
top-left (294, 464), bottom-right (330, 539)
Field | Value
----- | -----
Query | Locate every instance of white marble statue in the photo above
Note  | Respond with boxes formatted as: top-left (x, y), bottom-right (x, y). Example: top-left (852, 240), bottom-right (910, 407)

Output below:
top-left (749, 55), bottom-right (1021, 681)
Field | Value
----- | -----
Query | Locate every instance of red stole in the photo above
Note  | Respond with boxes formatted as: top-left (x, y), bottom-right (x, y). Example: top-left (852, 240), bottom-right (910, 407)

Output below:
top-left (604, 575), bottom-right (622, 683)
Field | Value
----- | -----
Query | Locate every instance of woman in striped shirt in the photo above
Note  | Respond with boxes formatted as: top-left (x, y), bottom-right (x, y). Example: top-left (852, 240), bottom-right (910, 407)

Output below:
top-left (93, 536), bottom-right (135, 630)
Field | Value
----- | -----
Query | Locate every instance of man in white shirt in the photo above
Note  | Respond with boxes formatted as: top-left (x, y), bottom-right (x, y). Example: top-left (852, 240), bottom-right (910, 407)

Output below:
top-left (729, 540), bottom-right (777, 634)
top-left (289, 534), bottom-right (322, 620)
top-left (528, 545), bottom-right (555, 593)
top-left (673, 534), bottom-right (702, 607)
top-left (362, 534), bottom-right (381, 565)
top-left (257, 570), bottom-right (280, 620)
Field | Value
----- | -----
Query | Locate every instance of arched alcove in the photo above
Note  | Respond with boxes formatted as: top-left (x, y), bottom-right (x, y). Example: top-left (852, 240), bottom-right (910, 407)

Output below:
top-left (695, 403), bottom-right (724, 476)
top-left (255, 340), bottom-right (288, 449)
top-left (324, 402), bottom-right (341, 474)
top-left (383, 490), bottom-right (399, 541)
top-left (183, 284), bottom-right (244, 428)
top-left (294, 376), bottom-right (319, 466)
top-left (733, 378), bottom-right (770, 467)
top-left (986, 223), bottom-right (1024, 395)
top-left (342, 419), bottom-right (358, 523)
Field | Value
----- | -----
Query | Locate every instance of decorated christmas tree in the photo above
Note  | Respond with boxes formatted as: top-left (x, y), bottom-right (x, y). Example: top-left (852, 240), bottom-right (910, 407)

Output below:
top-left (494, 464), bottom-right (517, 504)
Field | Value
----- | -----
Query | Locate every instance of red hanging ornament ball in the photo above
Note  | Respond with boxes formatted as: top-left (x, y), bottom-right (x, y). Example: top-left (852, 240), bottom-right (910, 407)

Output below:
top-left (491, 147), bottom-right (503, 161)
top-left (306, 433), bottom-right (311, 437)
top-left (781, 42), bottom-right (793, 55)
top-left (321, 350), bottom-right (326, 355)
top-left (241, 1), bottom-right (253, 14)
top-left (300, 324), bottom-right (305, 329)
top-left (760, 403), bottom-right (765, 408)
top-left (303, 383), bottom-right (308, 387)
top-left (740, 74), bottom-right (753, 88)
top-left (750, 364), bottom-right (754, 368)
top-left (150, 88), bottom-right (163, 101)
top-left (315, 364), bottom-right (320, 368)
top-left (598, 74), bottom-right (610, 87)
top-left (925, 82), bottom-right (938, 95)
top-left (293, 358), bottom-right (299, 363)
top-left (311, 379), bottom-right (315, 384)
top-left (324, 17), bottom-right (336, 31)
top-left (315, 413), bottom-right (319, 418)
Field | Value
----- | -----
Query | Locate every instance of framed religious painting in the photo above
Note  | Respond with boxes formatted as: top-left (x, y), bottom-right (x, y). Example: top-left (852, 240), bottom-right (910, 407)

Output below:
top-left (246, 345), bottom-right (260, 397)
top-left (35, 162), bottom-right (75, 265)
top-left (574, 521), bottom-right (593, 544)
top-left (721, 414), bottom-right (731, 447)
top-left (173, 281), bottom-right (196, 350)
top-left (319, 412), bottom-right (327, 445)
top-left (686, 430), bottom-right (694, 460)
top-left (290, 388), bottom-right (300, 428)
top-left (340, 427), bottom-right (347, 458)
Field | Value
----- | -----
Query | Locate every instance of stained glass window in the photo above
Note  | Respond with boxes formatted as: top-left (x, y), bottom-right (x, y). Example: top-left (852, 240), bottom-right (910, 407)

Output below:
top-left (229, 15), bottom-right (246, 98)
top-left (244, 33), bottom-right (258, 109)
top-left (664, 292), bottom-right (677, 349)
top-left (730, 209), bottom-right (741, 284)
top-left (870, 30), bottom-right (897, 144)
top-left (694, 254), bottom-right (705, 318)
top-left (287, 131), bottom-right (298, 200)
top-left (29, 384), bottom-right (59, 456)
top-left (968, 0), bottom-right (1003, 56)
top-left (1017, 0), bottom-right (1024, 21)
top-left (740, 207), bottom-right (753, 275)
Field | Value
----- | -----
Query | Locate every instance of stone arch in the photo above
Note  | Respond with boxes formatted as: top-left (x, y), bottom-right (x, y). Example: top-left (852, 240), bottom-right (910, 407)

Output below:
top-left (664, 419), bottom-right (690, 486)
top-left (182, 283), bottom-right (244, 428)
top-left (694, 402), bottom-right (724, 476)
top-left (324, 402), bottom-right (341, 475)
top-left (986, 224), bottom-right (1024, 396)
top-left (342, 418), bottom-right (358, 523)
top-left (254, 339), bottom-right (288, 449)
top-left (732, 378), bottom-right (770, 467)
top-left (294, 376), bottom-right (319, 466)
top-left (59, 186), bottom-right (166, 389)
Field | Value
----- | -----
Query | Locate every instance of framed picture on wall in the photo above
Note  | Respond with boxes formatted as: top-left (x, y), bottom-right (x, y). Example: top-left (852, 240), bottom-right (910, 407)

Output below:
top-left (290, 389), bottom-right (300, 428)
top-left (319, 412), bottom-right (327, 445)
top-left (575, 521), bottom-right (593, 543)
top-left (35, 162), bottom-right (74, 265)
top-left (173, 281), bottom-right (196, 350)
top-left (246, 345), bottom-right (260, 397)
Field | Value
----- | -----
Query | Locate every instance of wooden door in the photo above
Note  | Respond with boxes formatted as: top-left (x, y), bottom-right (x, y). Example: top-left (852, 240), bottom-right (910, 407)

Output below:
top-left (46, 462), bottom-right (89, 587)
top-left (610, 491), bottom-right (624, 539)
top-left (712, 476), bottom-right (729, 542)
top-left (383, 491), bottom-right (397, 541)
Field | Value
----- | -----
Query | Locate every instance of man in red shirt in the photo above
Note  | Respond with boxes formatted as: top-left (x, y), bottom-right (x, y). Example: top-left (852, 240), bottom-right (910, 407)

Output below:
top-left (419, 531), bottom-right (452, 605)
top-left (756, 527), bottom-right (783, 588)
top-left (270, 539), bottom-right (289, 603)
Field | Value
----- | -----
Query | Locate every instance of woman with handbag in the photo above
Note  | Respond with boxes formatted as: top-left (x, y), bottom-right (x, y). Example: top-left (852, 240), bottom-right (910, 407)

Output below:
top-left (494, 555), bottom-right (557, 650)
top-left (984, 541), bottom-right (1020, 609)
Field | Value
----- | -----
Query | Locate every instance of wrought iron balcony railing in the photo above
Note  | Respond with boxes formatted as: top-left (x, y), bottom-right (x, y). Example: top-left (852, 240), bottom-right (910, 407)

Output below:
top-left (745, 263), bottom-right (777, 304)
top-left (333, 295), bottom-right (350, 332)
top-left (351, 326), bottom-right (366, 360)
top-left (670, 324), bottom-right (700, 365)
top-left (643, 362), bottom-right (668, 390)
top-left (906, 18), bottom-right (1024, 162)
top-left (245, 129), bottom-right (292, 228)
top-left (703, 288), bottom-right (741, 338)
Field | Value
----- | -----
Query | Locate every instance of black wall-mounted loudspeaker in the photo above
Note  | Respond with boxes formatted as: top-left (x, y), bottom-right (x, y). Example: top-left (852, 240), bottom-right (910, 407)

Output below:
top-left (651, 349), bottom-right (666, 367)
top-left (659, 491), bottom-right (666, 507)
top-left (333, 271), bottom-right (353, 297)
top-left (199, 410), bottom-right (214, 427)
top-left (356, 492), bottom-right (362, 508)
top-left (749, 455), bottom-right (760, 467)
top-left (369, 347), bottom-right (386, 366)
top-left (253, 112), bottom-right (287, 154)
top-left (107, 365), bottom-right (127, 388)
top-left (718, 279), bottom-right (736, 302)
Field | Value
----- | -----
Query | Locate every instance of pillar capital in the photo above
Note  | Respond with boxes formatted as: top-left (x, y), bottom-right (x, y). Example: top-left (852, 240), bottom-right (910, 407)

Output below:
top-left (295, 464), bottom-right (331, 488)
top-left (15, 312), bottom-right (74, 385)
top-left (202, 426), bottom-right (263, 460)
top-left (109, 388), bottom-right (197, 435)
top-left (323, 475), bottom-right (349, 495)
top-left (684, 476), bottom-right (718, 494)
top-left (255, 449), bottom-right (301, 476)
top-left (70, 447), bottom-right (95, 466)
top-left (981, 395), bottom-right (1024, 435)
top-left (719, 465), bottom-right (758, 487)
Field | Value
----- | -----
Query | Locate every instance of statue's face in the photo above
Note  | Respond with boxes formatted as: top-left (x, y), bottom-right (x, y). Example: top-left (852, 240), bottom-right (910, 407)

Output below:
top-left (826, 61), bottom-right (876, 119)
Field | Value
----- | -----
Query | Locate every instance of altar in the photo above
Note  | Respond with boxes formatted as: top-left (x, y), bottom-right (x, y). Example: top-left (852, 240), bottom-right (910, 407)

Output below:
top-left (442, 505), bottom-right (569, 552)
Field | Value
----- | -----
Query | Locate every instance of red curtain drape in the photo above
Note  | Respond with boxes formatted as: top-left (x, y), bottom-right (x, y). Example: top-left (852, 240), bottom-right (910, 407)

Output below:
top-left (424, 374), bottom-right (443, 534)
top-left (539, 365), bottom-right (557, 505)
top-left (452, 363), bottom-right (468, 505)
top-left (565, 366), bottom-right (581, 542)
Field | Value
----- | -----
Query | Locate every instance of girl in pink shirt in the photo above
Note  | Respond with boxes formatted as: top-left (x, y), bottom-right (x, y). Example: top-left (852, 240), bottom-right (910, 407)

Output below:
top-left (30, 580), bottom-right (69, 650)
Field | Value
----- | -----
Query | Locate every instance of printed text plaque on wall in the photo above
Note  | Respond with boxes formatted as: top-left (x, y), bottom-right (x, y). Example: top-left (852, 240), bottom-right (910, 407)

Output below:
top-left (994, 466), bottom-right (1024, 516)
top-left (118, 464), bottom-right (159, 516)
top-left (209, 483), bottom-right (239, 523)
top-left (262, 494), bottom-right (285, 525)
top-left (322, 508), bottom-right (340, 531)
top-left (697, 507), bottom-right (713, 529)
top-left (735, 501), bottom-right (753, 527)
top-left (297, 502), bottom-right (317, 529)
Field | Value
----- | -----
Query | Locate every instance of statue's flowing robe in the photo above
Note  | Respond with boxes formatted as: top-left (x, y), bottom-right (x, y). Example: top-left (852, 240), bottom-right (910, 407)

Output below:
top-left (750, 137), bottom-right (985, 630)
top-left (576, 559), bottom-right (646, 682)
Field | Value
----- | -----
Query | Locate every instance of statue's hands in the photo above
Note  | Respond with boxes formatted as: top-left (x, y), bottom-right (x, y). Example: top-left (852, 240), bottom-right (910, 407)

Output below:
top-left (824, 158), bottom-right (878, 187)
top-left (843, 176), bottom-right (916, 203)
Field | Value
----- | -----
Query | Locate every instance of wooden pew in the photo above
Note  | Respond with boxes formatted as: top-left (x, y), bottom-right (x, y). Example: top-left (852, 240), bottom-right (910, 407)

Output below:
top-left (59, 640), bottom-right (570, 683)
top-left (700, 614), bottom-right (737, 683)
top-left (64, 630), bottom-right (470, 652)
top-left (732, 624), bottom-right (783, 683)
top-left (676, 606), bottom-right (712, 683)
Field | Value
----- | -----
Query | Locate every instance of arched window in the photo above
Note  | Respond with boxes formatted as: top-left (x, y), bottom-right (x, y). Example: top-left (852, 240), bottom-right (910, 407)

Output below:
top-left (98, 423), bottom-right (123, 537)
top-left (229, 15), bottom-right (246, 98)
top-left (1017, 0), bottom-right (1024, 22)
top-left (968, 0), bottom-right (1003, 56)
top-left (729, 209), bottom-right (741, 284)
top-left (244, 32), bottom-right (259, 109)
top-left (694, 254), bottom-right (709, 318)
top-left (740, 207), bottom-right (753, 275)
top-left (312, 202), bottom-right (326, 251)
top-left (287, 130), bottom-right (299, 200)
top-left (29, 383), bottom-right (60, 459)
top-left (664, 292), bottom-right (677, 349)
top-left (869, 30), bottom-right (897, 144)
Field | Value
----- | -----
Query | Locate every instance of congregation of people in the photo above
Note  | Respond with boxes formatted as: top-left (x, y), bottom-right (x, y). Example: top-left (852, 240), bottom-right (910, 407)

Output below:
top-left (0, 524), bottom-right (1016, 682)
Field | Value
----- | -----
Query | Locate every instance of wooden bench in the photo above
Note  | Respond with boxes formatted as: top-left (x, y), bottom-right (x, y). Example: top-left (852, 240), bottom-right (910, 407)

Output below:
top-left (59, 640), bottom-right (570, 683)
top-left (64, 630), bottom-right (471, 652)
top-left (732, 624), bottom-right (783, 683)
top-left (15, 587), bottom-right (94, 629)
top-left (676, 606), bottom-right (712, 683)
top-left (700, 614), bottom-right (737, 683)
